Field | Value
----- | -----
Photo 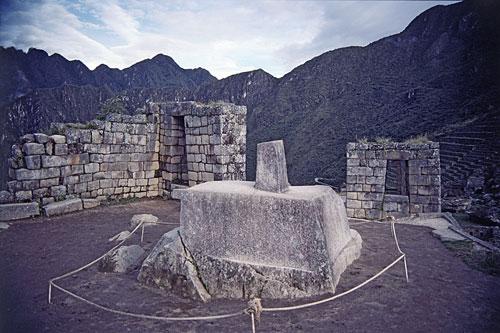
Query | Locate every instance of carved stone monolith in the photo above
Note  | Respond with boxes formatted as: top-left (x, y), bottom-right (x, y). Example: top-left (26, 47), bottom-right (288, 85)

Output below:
top-left (138, 140), bottom-right (362, 300)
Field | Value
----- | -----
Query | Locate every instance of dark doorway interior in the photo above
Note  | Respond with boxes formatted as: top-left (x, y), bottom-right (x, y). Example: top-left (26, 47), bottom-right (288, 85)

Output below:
top-left (385, 160), bottom-right (409, 195)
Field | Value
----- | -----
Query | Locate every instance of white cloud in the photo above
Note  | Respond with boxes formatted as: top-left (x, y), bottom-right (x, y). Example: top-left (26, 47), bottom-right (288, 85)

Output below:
top-left (0, 0), bottom-right (456, 78)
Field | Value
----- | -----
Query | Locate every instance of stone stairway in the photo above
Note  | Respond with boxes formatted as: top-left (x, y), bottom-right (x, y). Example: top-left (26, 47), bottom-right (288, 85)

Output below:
top-left (437, 115), bottom-right (499, 198)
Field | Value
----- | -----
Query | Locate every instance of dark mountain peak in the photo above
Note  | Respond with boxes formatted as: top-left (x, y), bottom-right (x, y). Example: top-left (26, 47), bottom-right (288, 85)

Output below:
top-left (244, 68), bottom-right (277, 80)
top-left (69, 59), bottom-right (91, 71)
top-left (221, 68), bottom-right (276, 81)
top-left (1, 46), bottom-right (19, 53)
top-left (151, 53), bottom-right (177, 64)
top-left (27, 47), bottom-right (48, 58)
top-left (94, 64), bottom-right (111, 71)
top-left (256, 68), bottom-right (273, 75)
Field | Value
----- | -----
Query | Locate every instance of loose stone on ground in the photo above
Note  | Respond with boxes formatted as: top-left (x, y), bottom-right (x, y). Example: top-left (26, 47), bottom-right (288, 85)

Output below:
top-left (130, 214), bottom-right (159, 229)
top-left (99, 245), bottom-right (145, 273)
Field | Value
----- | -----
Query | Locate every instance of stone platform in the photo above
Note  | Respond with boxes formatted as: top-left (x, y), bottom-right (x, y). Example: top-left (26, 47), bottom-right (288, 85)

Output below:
top-left (139, 140), bottom-right (362, 300)
top-left (139, 181), bottom-right (362, 299)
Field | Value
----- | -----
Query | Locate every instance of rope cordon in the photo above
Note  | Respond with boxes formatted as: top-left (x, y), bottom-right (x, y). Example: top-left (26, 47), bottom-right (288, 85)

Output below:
top-left (48, 220), bottom-right (409, 331)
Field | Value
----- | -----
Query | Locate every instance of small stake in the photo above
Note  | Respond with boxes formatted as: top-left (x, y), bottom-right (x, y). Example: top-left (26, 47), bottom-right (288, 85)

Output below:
top-left (403, 256), bottom-right (409, 283)
top-left (48, 282), bottom-right (52, 304)
top-left (141, 224), bottom-right (145, 243)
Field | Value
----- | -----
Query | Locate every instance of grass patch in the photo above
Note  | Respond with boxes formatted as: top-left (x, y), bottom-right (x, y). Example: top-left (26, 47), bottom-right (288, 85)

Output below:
top-left (404, 134), bottom-right (431, 144)
top-left (374, 136), bottom-right (392, 144)
top-left (444, 240), bottom-right (500, 276)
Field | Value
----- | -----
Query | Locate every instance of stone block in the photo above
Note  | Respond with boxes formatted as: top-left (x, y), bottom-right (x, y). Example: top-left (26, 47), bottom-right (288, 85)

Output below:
top-left (346, 199), bottom-right (362, 209)
top-left (347, 166), bottom-right (373, 176)
top-left (347, 158), bottom-right (360, 166)
top-left (41, 155), bottom-right (67, 168)
top-left (21, 134), bottom-right (35, 143)
top-left (365, 209), bottom-right (382, 220)
top-left (34, 133), bottom-right (49, 144)
top-left (84, 163), bottom-right (99, 174)
top-left (255, 140), bottom-right (289, 193)
top-left (91, 130), bottom-right (103, 144)
top-left (21, 180), bottom-right (39, 190)
top-left (386, 150), bottom-right (411, 160)
top-left (346, 192), bottom-right (357, 200)
top-left (100, 179), bottom-right (113, 188)
top-left (67, 153), bottom-right (90, 165)
top-left (383, 201), bottom-right (398, 212)
top-left (0, 191), bottom-right (14, 204)
top-left (98, 245), bottom-right (145, 273)
top-left (16, 168), bottom-right (41, 180)
top-left (63, 175), bottom-right (79, 185)
top-left (32, 187), bottom-right (49, 199)
top-left (24, 155), bottom-right (41, 170)
top-left (0, 202), bottom-right (40, 221)
top-left (54, 144), bottom-right (68, 155)
top-left (43, 198), bottom-right (83, 216)
top-left (15, 190), bottom-right (32, 201)
top-left (353, 208), bottom-right (366, 218)
top-left (45, 141), bottom-right (54, 155)
top-left (23, 143), bottom-right (45, 155)
top-left (140, 181), bottom-right (361, 300)
top-left (366, 176), bottom-right (384, 185)
top-left (50, 185), bottom-right (67, 198)
top-left (50, 135), bottom-right (66, 144)
top-left (87, 180), bottom-right (100, 191)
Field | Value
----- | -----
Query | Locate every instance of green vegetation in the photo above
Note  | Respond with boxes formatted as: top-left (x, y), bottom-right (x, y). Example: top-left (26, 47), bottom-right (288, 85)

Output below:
top-left (405, 134), bottom-right (431, 144)
top-left (444, 240), bottom-right (500, 276)
top-left (355, 137), bottom-right (393, 145)
top-left (374, 136), bottom-right (392, 145)
top-left (97, 96), bottom-right (126, 120)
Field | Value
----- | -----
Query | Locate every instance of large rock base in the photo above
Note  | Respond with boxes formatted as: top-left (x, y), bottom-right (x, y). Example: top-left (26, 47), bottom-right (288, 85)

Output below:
top-left (139, 227), bottom-right (362, 300)
top-left (138, 228), bottom-right (211, 301)
top-left (139, 181), bottom-right (362, 300)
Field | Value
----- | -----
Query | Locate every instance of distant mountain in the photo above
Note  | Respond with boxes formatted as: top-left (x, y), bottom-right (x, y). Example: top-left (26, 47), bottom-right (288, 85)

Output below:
top-left (197, 0), bottom-right (500, 187)
top-left (0, 0), bottom-right (498, 194)
top-left (0, 49), bottom-right (216, 187)
top-left (0, 47), bottom-right (216, 106)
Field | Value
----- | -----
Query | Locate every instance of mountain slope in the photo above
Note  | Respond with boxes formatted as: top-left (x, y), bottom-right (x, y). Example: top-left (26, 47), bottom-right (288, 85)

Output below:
top-left (231, 0), bottom-right (500, 185)
top-left (0, 0), bottom-right (498, 194)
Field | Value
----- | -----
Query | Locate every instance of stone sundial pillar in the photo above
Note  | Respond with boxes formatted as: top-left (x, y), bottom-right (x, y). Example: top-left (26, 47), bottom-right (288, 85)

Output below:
top-left (254, 140), bottom-right (290, 193)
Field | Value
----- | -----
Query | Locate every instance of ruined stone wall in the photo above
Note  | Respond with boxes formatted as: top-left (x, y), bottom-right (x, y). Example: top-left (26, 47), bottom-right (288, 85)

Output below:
top-left (156, 102), bottom-right (246, 194)
top-left (3, 113), bottom-right (161, 205)
top-left (0, 101), bottom-right (247, 218)
top-left (345, 142), bottom-right (441, 220)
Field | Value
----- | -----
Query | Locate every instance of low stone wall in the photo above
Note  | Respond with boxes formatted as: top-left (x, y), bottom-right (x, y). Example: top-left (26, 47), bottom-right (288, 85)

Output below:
top-left (2, 113), bottom-right (160, 206)
top-left (346, 142), bottom-right (441, 220)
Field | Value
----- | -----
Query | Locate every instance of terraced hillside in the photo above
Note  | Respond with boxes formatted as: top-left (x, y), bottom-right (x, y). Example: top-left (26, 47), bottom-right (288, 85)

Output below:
top-left (437, 112), bottom-right (500, 198)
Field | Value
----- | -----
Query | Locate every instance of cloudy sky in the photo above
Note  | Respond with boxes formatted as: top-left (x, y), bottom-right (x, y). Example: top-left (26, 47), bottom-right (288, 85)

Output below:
top-left (0, 0), bottom-right (456, 79)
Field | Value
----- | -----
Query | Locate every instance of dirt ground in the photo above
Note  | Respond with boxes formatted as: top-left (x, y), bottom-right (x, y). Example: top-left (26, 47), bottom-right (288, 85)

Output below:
top-left (1, 199), bottom-right (499, 333)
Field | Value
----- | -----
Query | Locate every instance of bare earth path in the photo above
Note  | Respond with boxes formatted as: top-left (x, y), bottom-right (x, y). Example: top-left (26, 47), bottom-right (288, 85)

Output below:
top-left (1, 199), bottom-right (499, 332)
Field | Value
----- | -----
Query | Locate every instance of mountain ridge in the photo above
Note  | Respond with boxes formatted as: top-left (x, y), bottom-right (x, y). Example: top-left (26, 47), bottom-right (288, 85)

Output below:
top-left (0, 0), bottom-right (498, 192)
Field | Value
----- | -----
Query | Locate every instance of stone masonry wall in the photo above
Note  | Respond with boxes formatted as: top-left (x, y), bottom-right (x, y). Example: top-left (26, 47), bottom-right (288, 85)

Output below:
top-left (156, 102), bottom-right (246, 194)
top-left (2, 113), bottom-right (161, 205)
top-left (0, 101), bottom-right (247, 214)
top-left (346, 142), bottom-right (441, 220)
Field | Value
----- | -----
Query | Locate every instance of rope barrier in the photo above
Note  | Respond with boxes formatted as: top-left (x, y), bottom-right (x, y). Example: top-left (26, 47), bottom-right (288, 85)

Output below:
top-left (262, 255), bottom-right (406, 312)
top-left (47, 217), bottom-right (409, 331)
top-left (261, 220), bottom-right (409, 312)
top-left (51, 282), bottom-right (245, 321)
